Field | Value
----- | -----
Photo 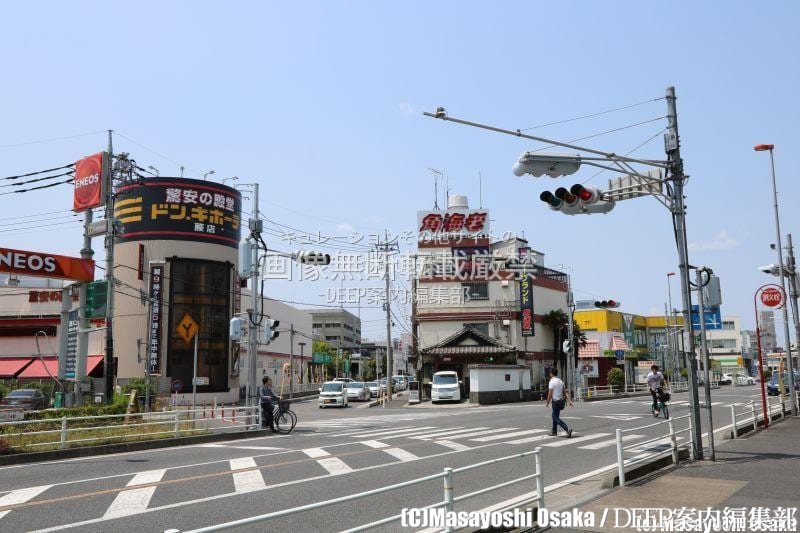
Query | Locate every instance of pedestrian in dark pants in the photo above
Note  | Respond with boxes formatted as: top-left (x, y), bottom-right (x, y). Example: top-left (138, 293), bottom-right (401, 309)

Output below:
top-left (545, 368), bottom-right (573, 437)
top-left (259, 376), bottom-right (280, 432)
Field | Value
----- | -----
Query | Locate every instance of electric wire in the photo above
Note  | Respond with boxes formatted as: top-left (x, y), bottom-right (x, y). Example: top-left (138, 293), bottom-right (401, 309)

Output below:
top-left (519, 97), bottom-right (665, 132)
top-left (580, 127), bottom-right (669, 185)
top-left (0, 170), bottom-right (74, 189)
top-left (0, 178), bottom-right (73, 196)
top-left (1, 163), bottom-right (74, 181)
top-left (0, 131), bottom-right (106, 149)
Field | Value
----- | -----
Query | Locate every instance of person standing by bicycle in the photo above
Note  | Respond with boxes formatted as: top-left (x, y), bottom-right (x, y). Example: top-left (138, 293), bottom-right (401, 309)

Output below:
top-left (545, 368), bottom-right (573, 438)
top-left (259, 376), bottom-right (280, 432)
top-left (647, 364), bottom-right (669, 416)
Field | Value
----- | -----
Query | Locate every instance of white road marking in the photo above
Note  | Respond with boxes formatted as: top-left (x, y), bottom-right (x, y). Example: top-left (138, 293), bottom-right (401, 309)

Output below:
top-left (0, 485), bottom-right (52, 520)
top-left (301, 448), bottom-right (353, 475)
top-left (505, 434), bottom-right (557, 445)
top-left (540, 433), bottom-right (611, 447)
top-left (382, 448), bottom-right (418, 461)
top-left (198, 444), bottom-right (283, 451)
top-left (302, 447), bottom-right (330, 459)
top-left (229, 458), bottom-right (267, 493)
top-left (335, 426), bottom-right (418, 437)
top-left (409, 427), bottom-right (489, 440)
top-left (579, 434), bottom-right (644, 450)
top-left (338, 426), bottom-right (438, 439)
top-left (361, 440), bottom-right (389, 449)
top-left (103, 469), bottom-right (166, 519)
top-left (471, 429), bottom-right (548, 442)
top-left (435, 440), bottom-right (470, 452)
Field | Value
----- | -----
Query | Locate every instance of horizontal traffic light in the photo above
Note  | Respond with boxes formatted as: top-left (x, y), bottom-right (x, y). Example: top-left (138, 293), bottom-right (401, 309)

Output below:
top-left (538, 184), bottom-right (615, 215)
top-left (295, 251), bottom-right (332, 265)
top-left (595, 300), bottom-right (620, 308)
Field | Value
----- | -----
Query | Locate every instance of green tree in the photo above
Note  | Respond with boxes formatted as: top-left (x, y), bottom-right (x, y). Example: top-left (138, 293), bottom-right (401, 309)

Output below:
top-left (542, 309), bottom-right (569, 373)
top-left (607, 367), bottom-right (625, 390)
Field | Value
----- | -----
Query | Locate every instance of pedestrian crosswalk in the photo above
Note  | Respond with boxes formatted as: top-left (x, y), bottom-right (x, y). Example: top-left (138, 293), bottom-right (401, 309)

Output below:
top-left (302, 409), bottom-right (492, 430)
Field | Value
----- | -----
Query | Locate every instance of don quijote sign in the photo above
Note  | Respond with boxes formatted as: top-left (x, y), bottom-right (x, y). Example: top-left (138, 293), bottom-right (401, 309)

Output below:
top-left (74, 152), bottom-right (107, 212)
top-left (0, 247), bottom-right (94, 282)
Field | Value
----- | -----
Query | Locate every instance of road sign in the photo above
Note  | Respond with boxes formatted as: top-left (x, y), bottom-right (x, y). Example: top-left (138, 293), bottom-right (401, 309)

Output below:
top-left (192, 377), bottom-right (209, 386)
top-left (691, 305), bottom-right (722, 331)
top-left (171, 379), bottom-right (183, 392)
top-left (312, 353), bottom-right (332, 364)
top-left (760, 286), bottom-right (784, 308)
top-left (87, 219), bottom-right (108, 237)
top-left (615, 349), bottom-right (625, 361)
top-left (177, 313), bottom-right (199, 343)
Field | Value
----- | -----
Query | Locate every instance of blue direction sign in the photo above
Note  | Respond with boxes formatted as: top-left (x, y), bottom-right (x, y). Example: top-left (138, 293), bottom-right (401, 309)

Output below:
top-left (691, 305), bottom-right (722, 331)
top-left (615, 349), bottom-right (625, 361)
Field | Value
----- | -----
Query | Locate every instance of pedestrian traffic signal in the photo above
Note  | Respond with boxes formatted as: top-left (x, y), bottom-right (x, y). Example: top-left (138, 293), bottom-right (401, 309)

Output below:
top-left (229, 317), bottom-right (245, 342)
top-left (296, 251), bottom-right (331, 265)
top-left (594, 300), bottom-right (620, 308)
top-left (86, 280), bottom-right (108, 318)
top-left (265, 318), bottom-right (280, 343)
top-left (538, 184), bottom-right (615, 215)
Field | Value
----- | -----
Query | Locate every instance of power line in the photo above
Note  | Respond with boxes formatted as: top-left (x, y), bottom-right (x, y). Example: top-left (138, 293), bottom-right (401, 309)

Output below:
top-left (519, 97), bottom-right (664, 131)
top-left (0, 131), bottom-right (106, 149)
top-left (0, 170), bottom-right (74, 189)
top-left (0, 178), bottom-right (73, 196)
top-left (1, 163), bottom-right (74, 181)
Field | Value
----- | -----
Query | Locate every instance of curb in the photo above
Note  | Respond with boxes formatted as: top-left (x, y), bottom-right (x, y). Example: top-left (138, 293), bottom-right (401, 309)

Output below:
top-left (0, 427), bottom-right (268, 467)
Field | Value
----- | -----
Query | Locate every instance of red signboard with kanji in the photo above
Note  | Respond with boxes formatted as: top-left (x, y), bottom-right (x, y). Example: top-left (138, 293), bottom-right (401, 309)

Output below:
top-left (417, 209), bottom-right (490, 239)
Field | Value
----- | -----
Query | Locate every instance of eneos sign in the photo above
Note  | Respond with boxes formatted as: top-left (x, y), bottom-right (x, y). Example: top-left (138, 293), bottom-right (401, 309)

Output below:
top-left (0, 247), bottom-right (94, 282)
top-left (760, 286), bottom-right (784, 308)
top-left (74, 152), bottom-right (106, 212)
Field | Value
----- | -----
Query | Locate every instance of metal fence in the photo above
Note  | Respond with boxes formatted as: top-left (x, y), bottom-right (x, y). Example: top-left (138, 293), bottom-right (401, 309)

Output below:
top-left (729, 396), bottom-right (788, 438)
top-left (163, 447), bottom-right (545, 533)
top-left (0, 406), bottom-right (260, 452)
top-left (615, 414), bottom-right (693, 486)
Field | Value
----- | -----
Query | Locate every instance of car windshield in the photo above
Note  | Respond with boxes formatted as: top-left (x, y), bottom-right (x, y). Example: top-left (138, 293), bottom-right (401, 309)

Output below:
top-left (366, 382), bottom-right (378, 387)
top-left (322, 383), bottom-right (342, 392)
top-left (348, 382), bottom-right (364, 388)
top-left (433, 375), bottom-right (457, 385)
top-left (7, 390), bottom-right (35, 398)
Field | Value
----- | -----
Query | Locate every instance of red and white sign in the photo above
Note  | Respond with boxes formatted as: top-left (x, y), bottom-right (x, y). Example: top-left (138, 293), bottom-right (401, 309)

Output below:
top-left (417, 209), bottom-right (490, 238)
top-left (760, 285), bottom-right (784, 308)
top-left (0, 247), bottom-right (94, 282)
top-left (73, 152), bottom-right (106, 212)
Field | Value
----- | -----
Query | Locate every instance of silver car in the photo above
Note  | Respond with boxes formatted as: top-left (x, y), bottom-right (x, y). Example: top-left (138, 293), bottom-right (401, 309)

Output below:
top-left (345, 381), bottom-right (370, 401)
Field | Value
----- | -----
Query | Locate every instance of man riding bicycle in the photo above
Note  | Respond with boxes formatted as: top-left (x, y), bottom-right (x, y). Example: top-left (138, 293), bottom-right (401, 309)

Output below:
top-left (646, 364), bottom-right (669, 416)
top-left (259, 376), bottom-right (280, 432)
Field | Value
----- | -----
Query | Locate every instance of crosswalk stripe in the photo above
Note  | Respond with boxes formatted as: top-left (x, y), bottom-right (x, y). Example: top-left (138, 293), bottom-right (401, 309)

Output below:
top-left (336, 426), bottom-right (417, 437)
top-left (103, 469), bottom-right (166, 519)
top-left (361, 440), bottom-right (389, 449)
top-left (229, 458), bottom-right (267, 493)
top-left (410, 427), bottom-right (489, 440)
top-left (417, 427), bottom-right (517, 440)
top-left (302, 447), bottom-right (330, 458)
top-left (339, 426), bottom-right (437, 438)
top-left (383, 448), bottom-right (418, 461)
top-left (302, 448), bottom-right (354, 475)
top-left (540, 433), bottom-right (610, 448)
top-left (579, 434), bottom-right (644, 450)
top-left (380, 427), bottom-right (468, 440)
top-left (471, 429), bottom-right (548, 442)
top-left (505, 434), bottom-right (556, 445)
top-left (435, 440), bottom-right (470, 452)
top-left (0, 485), bottom-right (52, 520)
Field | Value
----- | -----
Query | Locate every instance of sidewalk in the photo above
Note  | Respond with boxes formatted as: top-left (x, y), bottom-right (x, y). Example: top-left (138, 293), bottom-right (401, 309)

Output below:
top-left (548, 417), bottom-right (800, 532)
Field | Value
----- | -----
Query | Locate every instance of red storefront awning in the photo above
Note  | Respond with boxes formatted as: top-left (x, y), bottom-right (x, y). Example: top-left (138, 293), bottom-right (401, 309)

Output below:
top-left (0, 358), bottom-right (34, 378)
top-left (578, 340), bottom-right (600, 358)
top-left (86, 355), bottom-right (104, 376)
top-left (17, 357), bottom-right (59, 379)
top-left (611, 336), bottom-right (630, 351)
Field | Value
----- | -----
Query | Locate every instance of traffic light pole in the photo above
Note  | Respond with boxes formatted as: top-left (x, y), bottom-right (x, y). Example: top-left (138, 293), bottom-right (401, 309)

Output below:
top-left (104, 130), bottom-right (116, 404)
top-left (696, 268), bottom-right (715, 461)
top-left (783, 234), bottom-right (799, 415)
top-left (666, 87), bottom-right (703, 460)
top-left (247, 183), bottom-right (261, 409)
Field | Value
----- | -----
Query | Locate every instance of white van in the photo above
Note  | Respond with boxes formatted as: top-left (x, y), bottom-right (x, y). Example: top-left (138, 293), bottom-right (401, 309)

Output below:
top-left (431, 371), bottom-right (461, 403)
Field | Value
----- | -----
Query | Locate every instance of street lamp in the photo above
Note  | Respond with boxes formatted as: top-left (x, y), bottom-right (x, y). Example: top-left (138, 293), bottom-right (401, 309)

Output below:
top-left (666, 272), bottom-right (678, 376)
top-left (754, 144), bottom-right (798, 416)
top-left (299, 342), bottom-right (306, 384)
top-left (147, 166), bottom-right (159, 177)
top-left (425, 86), bottom-right (705, 460)
top-left (203, 170), bottom-right (215, 180)
top-left (222, 176), bottom-right (238, 185)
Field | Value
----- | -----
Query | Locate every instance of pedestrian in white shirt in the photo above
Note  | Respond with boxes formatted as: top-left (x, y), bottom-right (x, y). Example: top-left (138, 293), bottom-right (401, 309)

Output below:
top-left (545, 367), bottom-right (573, 437)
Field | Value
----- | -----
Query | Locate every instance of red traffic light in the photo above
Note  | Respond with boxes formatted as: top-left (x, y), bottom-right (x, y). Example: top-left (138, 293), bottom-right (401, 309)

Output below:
top-left (594, 300), bottom-right (620, 308)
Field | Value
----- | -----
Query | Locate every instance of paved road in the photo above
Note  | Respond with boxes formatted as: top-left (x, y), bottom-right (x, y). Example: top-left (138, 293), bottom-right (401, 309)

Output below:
top-left (0, 386), bottom-right (764, 532)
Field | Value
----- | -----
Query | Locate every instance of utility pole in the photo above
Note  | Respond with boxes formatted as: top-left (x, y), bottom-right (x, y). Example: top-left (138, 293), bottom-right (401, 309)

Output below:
top-left (666, 87), bottom-right (703, 460)
top-left (299, 342), bottom-right (306, 384)
top-left (566, 275), bottom-right (575, 394)
top-left (377, 232), bottom-right (398, 401)
top-left (289, 323), bottom-right (295, 399)
top-left (104, 130), bottom-right (116, 403)
top-left (411, 255), bottom-right (419, 379)
top-left (247, 184), bottom-right (261, 409)
top-left (785, 234), bottom-right (800, 412)
top-left (696, 267), bottom-right (716, 461)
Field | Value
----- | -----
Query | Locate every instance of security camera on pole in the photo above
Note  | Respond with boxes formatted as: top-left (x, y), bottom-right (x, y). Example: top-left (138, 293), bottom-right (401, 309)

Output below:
top-left (425, 86), bottom-right (705, 459)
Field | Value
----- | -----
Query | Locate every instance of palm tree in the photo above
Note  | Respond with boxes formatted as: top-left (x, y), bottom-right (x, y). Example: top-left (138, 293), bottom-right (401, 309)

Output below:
top-left (542, 309), bottom-right (569, 375)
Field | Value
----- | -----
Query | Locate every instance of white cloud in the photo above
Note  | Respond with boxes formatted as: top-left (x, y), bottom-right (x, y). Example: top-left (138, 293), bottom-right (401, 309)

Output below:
top-left (398, 101), bottom-right (414, 115)
top-left (688, 231), bottom-right (741, 251)
top-left (336, 222), bottom-right (356, 233)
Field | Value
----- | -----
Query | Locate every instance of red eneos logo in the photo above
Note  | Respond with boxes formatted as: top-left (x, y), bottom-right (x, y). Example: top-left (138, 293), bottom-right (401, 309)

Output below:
top-left (74, 152), bottom-right (105, 212)
top-left (761, 287), bottom-right (784, 308)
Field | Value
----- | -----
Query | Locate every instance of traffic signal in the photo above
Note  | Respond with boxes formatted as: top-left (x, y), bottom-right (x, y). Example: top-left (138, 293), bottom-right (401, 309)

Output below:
top-left (265, 318), bottom-right (280, 343)
top-left (538, 184), bottom-right (615, 215)
top-left (594, 300), bottom-right (621, 309)
top-left (86, 280), bottom-right (108, 318)
top-left (296, 251), bottom-right (332, 265)
top-left (229, 317), bottom-right (245, 342)
top-left (512, 152), bottom-right (582, 178)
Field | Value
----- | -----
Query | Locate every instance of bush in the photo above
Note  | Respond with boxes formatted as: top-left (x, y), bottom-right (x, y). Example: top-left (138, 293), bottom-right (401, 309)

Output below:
top-left (680, 368), bottom-right (689, 378)
top-left (0, 382), bottom-right (9, 401)
top-left (23, 403), bottom-right (127, 422)
top-left (607, 368), bottom-right (625, 389)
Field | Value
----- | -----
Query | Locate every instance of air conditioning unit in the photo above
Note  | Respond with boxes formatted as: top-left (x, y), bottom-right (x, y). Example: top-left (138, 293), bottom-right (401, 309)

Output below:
top-left (502, 319), bottom-right (511, 327)
top-left (501, 280), bottom-right (510, 287)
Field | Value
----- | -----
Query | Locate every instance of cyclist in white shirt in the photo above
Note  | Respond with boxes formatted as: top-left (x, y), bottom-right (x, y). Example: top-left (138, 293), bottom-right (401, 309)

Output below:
top-left (545, 368), bottom-right (573, 438)
top-left (646, 364), bottom-right (668, 415)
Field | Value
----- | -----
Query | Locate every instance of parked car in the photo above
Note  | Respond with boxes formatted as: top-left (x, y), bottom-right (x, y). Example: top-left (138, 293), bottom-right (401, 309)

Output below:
top-left (719, 373), bottom-right (733, 385)
top-left (431, 371), bottom-right (462, 403)
top-left (345, 381), bottom-right (370, 402)
top-left (365, 381), bottom-right (385, 398)
top-left (766, 372), bottom-right (800, 396)
top-left (318, 381), bottom-right (348, 408)
top-left (333, 378), bottom-right (353, 384)
top-left (392, 376), bottom-right (408, 391)
top-left (0, 389), bottom-right (48, 410)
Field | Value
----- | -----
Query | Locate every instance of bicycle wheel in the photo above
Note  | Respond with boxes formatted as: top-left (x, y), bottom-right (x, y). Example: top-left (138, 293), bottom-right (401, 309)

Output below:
top-left (661, 402), bottom-right (670, 420)
top-left (286, 409), bottom-right (297, 431)
top-left (273, 409), bottom-right (292, 434)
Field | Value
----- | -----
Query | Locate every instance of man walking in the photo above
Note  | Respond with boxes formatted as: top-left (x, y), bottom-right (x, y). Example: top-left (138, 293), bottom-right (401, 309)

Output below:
top-left (545, 367), bottom-right (573, 437)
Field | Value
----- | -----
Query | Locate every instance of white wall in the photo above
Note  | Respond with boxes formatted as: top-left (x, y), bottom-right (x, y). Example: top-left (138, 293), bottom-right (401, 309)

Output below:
top-left (470, 367), bottom-right (531, 392)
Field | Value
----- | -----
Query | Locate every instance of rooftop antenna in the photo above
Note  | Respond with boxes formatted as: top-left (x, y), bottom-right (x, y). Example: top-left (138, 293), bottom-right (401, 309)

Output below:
top-left (428, 168), bottom-right (442, 210)
top-left (445, 173), bottom-right (450, 207)
top-left (478, 170), bottom-right (483, 208)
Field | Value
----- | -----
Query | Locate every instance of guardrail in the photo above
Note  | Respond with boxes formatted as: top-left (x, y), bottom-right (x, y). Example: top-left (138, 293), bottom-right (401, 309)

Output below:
top-left (163, 447), bottom-right (545, 533)
top-left (729, 396), bottom-right (788, 438)
top-left (0, 406), bottom-right (260, 452)
top-left (615, 414), bottom-right (692, 486)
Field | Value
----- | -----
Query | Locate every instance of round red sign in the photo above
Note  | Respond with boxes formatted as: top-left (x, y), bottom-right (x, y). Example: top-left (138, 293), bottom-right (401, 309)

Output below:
top-left (761, 287), bottom-right (784, 308)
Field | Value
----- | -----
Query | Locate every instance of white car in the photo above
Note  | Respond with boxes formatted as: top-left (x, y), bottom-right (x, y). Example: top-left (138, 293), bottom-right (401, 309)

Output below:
top-left (345, 381), bottom-right (371, 402)
top-left (736, 375), bottom-right (755, 385)
top-left (365, 381), bottom-right (385, 398)
top-left (431, 371), bottom-right (462, 403)
top-left (318, 381), bottom-right (348, 408)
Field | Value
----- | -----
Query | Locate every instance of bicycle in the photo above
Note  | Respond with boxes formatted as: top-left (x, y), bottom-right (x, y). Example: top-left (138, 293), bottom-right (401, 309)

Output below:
top-left (272, 399), bottom-right (297, 434)
top-left (652, 388), bottom-right (671, 419)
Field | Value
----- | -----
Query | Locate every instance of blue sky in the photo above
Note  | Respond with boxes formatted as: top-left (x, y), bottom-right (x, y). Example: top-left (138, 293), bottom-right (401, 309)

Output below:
top-left (2, 1), bottom-right (799, 340)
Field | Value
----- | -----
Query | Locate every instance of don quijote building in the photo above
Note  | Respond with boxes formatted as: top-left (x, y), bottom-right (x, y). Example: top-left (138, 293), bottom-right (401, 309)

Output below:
top-left (414, 195), bottom-right (570, 394)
